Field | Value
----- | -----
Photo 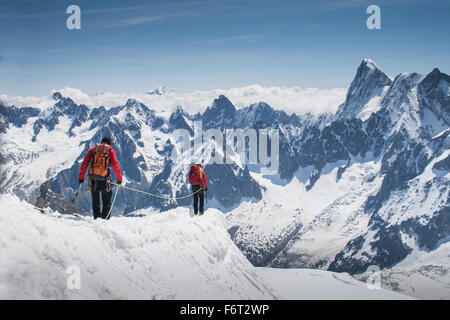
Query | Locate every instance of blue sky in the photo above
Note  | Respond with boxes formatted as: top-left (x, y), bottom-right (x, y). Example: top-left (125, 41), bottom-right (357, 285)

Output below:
top-left (1, 0), bottom-right (449, 96)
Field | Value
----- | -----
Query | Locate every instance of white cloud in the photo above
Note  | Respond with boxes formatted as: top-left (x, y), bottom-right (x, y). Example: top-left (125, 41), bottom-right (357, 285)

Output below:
top-left (0, 94), bottom-right (54, 110)
top-left (0, 85), bottom-right (347, 116)
top-left (192, 33), bottom-right (268, 45)
top-left (100, 14), bottom-right (172, 28)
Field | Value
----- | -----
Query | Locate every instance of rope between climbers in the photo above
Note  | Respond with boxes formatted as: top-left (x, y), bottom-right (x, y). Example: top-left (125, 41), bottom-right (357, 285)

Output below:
top-left (34, 182), bottom-right (203, 228)
top-left (110, 182), bottom-right (204, 200)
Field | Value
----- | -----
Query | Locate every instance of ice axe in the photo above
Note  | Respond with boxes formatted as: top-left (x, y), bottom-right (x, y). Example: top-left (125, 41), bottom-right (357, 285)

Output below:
top-left (72, 182), bottom-right (83, 203)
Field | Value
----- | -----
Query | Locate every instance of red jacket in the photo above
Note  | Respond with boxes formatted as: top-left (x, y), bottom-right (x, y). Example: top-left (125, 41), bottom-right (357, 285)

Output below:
top-left (79, 144), bottom-right (122, 182)
top-left (200, 168), bottom-right (207, 188)
top-left (189, 164), bottom-right (207, 188)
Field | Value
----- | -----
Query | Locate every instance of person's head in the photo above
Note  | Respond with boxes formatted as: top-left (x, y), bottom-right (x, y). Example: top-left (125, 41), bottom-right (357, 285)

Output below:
top-left (101, 136), bottom-right (112, 145)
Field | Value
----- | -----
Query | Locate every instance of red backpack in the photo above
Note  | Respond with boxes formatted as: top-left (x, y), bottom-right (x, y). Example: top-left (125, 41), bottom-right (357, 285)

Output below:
top-left (189, 164), bottom-right (204, 186)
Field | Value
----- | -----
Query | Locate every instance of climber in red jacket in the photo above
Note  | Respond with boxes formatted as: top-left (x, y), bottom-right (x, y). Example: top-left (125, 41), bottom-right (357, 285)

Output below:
top-left (188, 164), bottom-right (208, 215)
top-left (79, 137), bottom-right (122, 219)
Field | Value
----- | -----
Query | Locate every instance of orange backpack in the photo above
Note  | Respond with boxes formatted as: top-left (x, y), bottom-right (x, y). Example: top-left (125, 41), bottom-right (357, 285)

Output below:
top-left (88, 144), bottom-right (111, 180)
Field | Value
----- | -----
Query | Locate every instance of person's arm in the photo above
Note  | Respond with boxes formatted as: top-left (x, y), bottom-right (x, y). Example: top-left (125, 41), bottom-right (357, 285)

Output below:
top-left (79, 147), bottom-right (94, 182)
top-left (202, 169), bottom-right (207, 189)
top-left (109, 148), bottom-right (123, 183)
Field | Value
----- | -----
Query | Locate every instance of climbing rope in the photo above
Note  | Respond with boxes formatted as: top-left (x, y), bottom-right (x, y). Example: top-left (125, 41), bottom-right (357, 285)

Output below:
top-left (110, 181), bottom-right (204, 200)
top-left (34, 182), bottom-right (203, 228)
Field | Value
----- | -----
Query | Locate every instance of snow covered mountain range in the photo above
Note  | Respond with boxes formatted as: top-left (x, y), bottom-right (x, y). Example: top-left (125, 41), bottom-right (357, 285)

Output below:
top-left (0, 59), bottom-right (448, 299)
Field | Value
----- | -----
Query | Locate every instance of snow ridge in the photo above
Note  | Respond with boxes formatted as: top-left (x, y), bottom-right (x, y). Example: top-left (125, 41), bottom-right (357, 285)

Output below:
top-left (0, 193), bottom-right (274, 299)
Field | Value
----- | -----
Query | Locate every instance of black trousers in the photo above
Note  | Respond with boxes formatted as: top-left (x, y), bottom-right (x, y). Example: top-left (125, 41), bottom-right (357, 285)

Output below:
top-left (91, 179), bottom-right (112, 219)
top-left (192, 185), bottom-right (204, 215)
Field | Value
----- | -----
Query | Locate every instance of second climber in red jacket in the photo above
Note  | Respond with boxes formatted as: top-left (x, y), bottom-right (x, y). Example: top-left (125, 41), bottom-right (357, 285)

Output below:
top-left (78, 136), bottom-right (122, 219)
top-left (188, 164), bottom-right (208, 215)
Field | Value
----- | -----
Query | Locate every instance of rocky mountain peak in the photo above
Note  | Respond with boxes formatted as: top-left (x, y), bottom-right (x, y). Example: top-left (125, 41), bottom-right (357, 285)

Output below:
top-left (211, 95), bottom-right (236, 113)
top-left (146, 86), bottom-right (170, 96)
top-left (335, 59), bottom-right (393, 120)
top-left (52, 92), bottom-right (64, 101)
top-left (203, 95), bottom-right (237, 129)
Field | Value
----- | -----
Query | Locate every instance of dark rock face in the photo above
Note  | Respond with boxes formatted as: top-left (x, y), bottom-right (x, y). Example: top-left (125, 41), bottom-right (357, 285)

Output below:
top-left (203, 95), bottom-right (236, 130)
top-left (232, 222), bottom-right (303, 267)
top-left (0, 104), bottom-right (40, 132)
top-left (329, 205), bottom-right (450, 274)
top-left (233, 102), bottom-right (290, 129)
top-left (203, 164), bottom-right (262, 208)
top-left (417, 68), bottom-right (450, 126)
top-left (169, 106), bottom-right (194, 134)
top-left (433, 154), bottom-right (450, 171)
top-left (36, 181), bottom-right (79, 214)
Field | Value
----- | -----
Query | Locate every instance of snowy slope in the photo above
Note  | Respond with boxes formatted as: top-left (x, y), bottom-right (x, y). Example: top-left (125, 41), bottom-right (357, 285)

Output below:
top-left (0, 115), bottom-right (95, 199)
top-left (226, 171), bottom-right (304, 266)
top-left (267, 157), bottom-right (382, 269)
top-left (0, 193), bottom-right (274, 299)
top-left (0, 193), bottom-right (412, 300)
top-left (374, 242), bottom-right (450, 300)
top-left (353, 241), bottom-right (450, 300)
top-left (256, 268), bottom-right (412, 300)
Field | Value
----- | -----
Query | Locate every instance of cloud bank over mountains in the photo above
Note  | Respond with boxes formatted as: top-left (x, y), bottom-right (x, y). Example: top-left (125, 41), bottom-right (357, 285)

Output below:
top-left (0, 85), bottom-right (347, 116)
